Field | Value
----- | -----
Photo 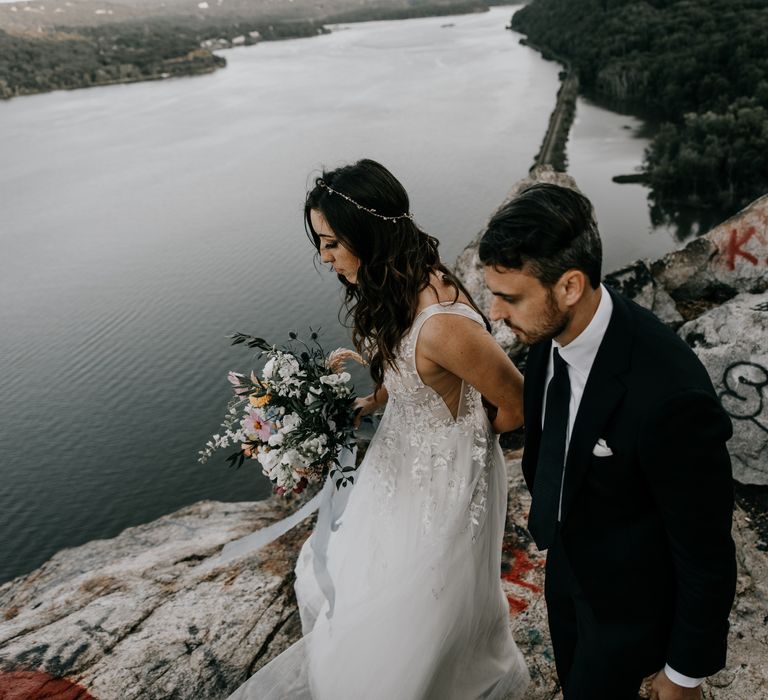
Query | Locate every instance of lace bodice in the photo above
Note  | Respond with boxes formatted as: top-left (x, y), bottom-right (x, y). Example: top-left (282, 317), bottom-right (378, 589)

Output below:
top-left (368, 302), bottom-right (495, 541)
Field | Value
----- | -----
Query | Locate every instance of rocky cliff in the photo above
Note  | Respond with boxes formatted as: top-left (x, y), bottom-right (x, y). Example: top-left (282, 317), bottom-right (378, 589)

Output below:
top-left (0, 458), bottom-right (765, 699)
top-left (0, 497), bottom-right (310, 699)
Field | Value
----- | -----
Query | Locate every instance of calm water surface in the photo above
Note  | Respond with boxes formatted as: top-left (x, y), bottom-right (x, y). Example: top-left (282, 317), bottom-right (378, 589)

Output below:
top-left (567, 97), bottom-right (678, 270)
top-left (0, 7), bottom-right (676, 584)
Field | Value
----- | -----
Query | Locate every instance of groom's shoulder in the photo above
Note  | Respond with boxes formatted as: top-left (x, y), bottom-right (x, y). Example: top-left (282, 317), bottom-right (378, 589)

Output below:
top-left (608, 287), bottom-right (713, 390)
top-left (608, 286), bottom-right (678, 344)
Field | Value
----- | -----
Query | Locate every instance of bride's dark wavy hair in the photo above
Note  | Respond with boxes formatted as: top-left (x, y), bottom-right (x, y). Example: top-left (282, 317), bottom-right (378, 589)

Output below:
top-left (305, 158), bottom-right (489, 390)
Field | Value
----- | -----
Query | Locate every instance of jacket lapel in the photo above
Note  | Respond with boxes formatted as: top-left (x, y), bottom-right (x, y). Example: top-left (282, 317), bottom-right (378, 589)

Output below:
top-left (560, 288), bottom-right (632, 523)
top-left (522, 339), bottom-right (550, 489)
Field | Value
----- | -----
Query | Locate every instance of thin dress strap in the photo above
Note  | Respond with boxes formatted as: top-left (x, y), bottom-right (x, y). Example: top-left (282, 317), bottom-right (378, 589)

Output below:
top-left (408, 302), bottom-right (485, 363)
top-left (411, 301), bottom-right (484, 332)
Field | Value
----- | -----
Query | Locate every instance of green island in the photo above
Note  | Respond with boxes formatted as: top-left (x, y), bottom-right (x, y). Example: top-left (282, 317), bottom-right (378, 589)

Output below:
top-left (511, 0), bottom-right (768, 230)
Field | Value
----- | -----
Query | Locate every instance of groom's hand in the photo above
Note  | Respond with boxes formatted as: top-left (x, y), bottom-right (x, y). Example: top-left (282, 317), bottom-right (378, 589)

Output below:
top-left (650, 670), bottom-right (702, 700)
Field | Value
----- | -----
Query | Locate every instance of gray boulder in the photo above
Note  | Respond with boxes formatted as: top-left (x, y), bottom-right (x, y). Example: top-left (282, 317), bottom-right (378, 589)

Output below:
top-left (603, 259), bottom-right (683, 326)
top-left (0, 498), bottom-right (309, 699)
top-left (653, 194), bottom-right (768, 302)
top-left (678, 291), bottom-right (768, 485)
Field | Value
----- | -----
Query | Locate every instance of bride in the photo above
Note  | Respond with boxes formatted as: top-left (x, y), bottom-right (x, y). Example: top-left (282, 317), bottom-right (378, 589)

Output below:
top-left (226, 159), bottom-right (530, 700)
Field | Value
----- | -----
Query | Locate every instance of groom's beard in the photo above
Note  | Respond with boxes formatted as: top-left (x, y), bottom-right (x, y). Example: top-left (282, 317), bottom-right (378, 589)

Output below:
top-left (506, 288), bottom-right (570, 346)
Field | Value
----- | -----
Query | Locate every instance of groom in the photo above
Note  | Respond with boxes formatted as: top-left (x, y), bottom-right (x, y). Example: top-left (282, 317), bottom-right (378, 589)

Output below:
top-left (479, 184), bottom-right (736, 700)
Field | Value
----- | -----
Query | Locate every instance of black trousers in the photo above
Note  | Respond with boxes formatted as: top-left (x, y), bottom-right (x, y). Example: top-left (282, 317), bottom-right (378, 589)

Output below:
top-left (544, 532), bottom-right (665, 700)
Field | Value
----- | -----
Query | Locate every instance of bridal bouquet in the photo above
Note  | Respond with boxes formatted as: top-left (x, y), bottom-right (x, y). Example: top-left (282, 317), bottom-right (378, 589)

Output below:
top-left (199, 331), bottom-right (363, 496)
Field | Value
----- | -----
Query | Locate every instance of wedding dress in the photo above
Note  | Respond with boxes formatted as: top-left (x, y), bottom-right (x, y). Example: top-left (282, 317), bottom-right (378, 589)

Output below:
top-left (226, 302), bottom-right (530, 700)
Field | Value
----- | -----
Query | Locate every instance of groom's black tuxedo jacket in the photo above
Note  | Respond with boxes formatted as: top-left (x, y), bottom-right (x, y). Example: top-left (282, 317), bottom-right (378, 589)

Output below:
top-left (521, 287), bottom-right (736, 679)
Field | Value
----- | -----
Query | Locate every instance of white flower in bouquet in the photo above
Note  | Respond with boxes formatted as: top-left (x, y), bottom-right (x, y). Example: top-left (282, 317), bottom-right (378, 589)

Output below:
top-left (280, 448), bottom-right (303, 467)
top-left (319, 371), bottom-right (351, 387)
top-left (282, 412), bottom-right (302, 432)
top-left (277, 354), bottom-right (303, 380)
top-left (257, 449), bottom-right (279, 471)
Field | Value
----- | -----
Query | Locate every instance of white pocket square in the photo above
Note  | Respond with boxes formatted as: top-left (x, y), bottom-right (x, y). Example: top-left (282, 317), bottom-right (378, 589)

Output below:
top-left (592, 438), bottom-right (614, 457)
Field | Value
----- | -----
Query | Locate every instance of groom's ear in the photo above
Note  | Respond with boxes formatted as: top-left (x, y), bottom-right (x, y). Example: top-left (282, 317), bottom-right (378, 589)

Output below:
top-left (558, 270), bottom-right (588, 308)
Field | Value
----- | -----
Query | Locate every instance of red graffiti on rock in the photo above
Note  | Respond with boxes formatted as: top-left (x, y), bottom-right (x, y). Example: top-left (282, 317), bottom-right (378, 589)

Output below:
top-left (502, 548), bottom-right (543, 593)
top-left (500, 545), bottom-right (544, 616)
top-left (718, 226), bottom-right (766, 270)
top-left (0, 670), bottom-right (96, 700)
top-left (506, 594), bottom-right (529, 616)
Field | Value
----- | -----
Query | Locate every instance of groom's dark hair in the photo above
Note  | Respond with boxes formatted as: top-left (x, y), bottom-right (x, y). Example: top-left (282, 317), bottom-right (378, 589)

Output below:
top-left (479, 183), bottom-right (602, 289)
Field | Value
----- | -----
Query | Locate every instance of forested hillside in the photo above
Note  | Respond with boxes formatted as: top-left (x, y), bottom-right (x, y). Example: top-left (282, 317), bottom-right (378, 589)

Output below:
top-left (0, 0), bottom-right (488, 99)
top-left (0, 19), bottom-right (324, 98)
top-left (512, 0), bottom-right (768, 225)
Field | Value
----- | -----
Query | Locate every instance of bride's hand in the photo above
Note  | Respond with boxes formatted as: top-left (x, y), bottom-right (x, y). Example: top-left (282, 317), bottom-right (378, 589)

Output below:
top-left (353, 390), bottom-right (386, 428)
top-left (353, 395), bottom-right (376, 428)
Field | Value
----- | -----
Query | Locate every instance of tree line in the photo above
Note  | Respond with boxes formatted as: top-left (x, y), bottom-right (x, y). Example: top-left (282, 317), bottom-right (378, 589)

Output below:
top-left (511, 0), bottom-right (768, 228)
top-left (0, 18), bottom-right (324, 99)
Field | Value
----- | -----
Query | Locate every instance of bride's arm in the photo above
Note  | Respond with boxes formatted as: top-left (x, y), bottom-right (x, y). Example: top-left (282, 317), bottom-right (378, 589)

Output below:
top-left (418, 315), bottom-right (523, 433)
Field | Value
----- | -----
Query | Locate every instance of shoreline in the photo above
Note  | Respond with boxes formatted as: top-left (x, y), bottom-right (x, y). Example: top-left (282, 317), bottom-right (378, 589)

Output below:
top-left (0, 2), bottom-right (497, 101)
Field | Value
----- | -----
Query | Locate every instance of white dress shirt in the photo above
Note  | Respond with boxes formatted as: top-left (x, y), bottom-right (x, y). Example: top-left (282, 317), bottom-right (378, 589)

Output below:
top-left (540, 284), bottom-right (703, 689)
top-left (541, 283), bottom-right (614, 461)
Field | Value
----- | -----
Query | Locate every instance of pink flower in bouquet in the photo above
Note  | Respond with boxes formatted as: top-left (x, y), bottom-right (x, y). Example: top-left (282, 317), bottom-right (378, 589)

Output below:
top-left (243, 405), bottom-right (274, 442)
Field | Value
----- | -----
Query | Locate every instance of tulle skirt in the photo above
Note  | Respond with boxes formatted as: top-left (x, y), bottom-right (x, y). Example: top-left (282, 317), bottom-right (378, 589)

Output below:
top-left (226, 406), bottom-right (529, 700)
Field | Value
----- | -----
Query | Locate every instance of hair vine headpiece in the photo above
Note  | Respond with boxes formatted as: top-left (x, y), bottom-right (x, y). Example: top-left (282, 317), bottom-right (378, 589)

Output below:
top-left (317, 179), bottom-right (414, 223)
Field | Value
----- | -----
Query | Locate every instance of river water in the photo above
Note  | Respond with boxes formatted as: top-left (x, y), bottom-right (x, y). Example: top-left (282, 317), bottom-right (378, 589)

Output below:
top-left (0, 6), bottom-right (677, 584)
